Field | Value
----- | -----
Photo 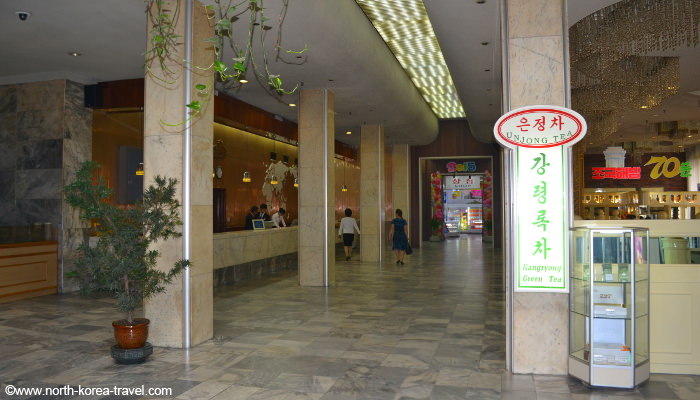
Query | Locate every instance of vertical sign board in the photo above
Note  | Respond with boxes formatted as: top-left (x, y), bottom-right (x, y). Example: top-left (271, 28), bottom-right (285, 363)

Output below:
top-left (494, 106), bottom-right (587, 292)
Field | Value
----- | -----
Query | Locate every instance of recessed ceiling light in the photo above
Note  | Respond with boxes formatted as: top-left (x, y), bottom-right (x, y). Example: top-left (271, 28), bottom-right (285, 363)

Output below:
top-left (356, 0), bottom-right (465, 118)
top-left (239, 78), bottom-right (249, 84)
top-left (68, 52), bottom-right (81, 57)
top-left (640, 105), bottom-right (649, 109)
top-left (288, 103), bottom-right (296, 107)
top-left (346, 131), bottom-right (352, 135)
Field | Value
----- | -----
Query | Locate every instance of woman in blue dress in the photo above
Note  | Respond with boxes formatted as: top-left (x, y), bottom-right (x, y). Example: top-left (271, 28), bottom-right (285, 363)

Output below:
top-left (389, 209), bottom-right (408, 265)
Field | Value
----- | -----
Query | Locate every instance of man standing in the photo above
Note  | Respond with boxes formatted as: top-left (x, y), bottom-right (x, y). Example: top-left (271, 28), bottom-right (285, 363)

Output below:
top-left (272, 208), bottom-right (287, 228)
top-left (259, 203), bottom-right (272, 221)
top-left (244, 206), bottom-right (259, 230)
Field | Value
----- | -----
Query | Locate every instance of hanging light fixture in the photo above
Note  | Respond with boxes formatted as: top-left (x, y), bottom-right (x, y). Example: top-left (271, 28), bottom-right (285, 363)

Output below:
top-left (294, 178), bottom-right (299, 188)
top-left (135, 162), bottom-right (144, 176)
top-left (341, 160), bottom-right (348, 191)
top-left (242, 171), bottom-right (251, 182)
top-left (270, 174), bottom-right (279, 185)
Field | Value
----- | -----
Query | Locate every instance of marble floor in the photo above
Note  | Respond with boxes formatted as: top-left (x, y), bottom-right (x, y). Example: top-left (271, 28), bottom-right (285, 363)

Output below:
top-left (1, 236), bottom-right (698, 400)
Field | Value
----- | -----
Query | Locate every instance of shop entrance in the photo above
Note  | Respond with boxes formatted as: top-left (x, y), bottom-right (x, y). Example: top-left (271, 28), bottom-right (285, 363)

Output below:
top-left (418, 156), bottom-right (495, 244)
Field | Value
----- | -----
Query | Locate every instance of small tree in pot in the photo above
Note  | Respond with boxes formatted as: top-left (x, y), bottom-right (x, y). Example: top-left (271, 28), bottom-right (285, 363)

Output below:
top-left (65, 161), bottom-right (190, 352)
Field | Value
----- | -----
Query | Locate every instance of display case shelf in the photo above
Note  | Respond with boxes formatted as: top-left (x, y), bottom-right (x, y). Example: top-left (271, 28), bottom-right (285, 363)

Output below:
top-left (569, 227), bottom-right (650, 389)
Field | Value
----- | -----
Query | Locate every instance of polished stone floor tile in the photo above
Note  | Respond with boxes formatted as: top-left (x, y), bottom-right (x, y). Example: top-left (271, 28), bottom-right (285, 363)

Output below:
top-left (0, 236), bottom-right (697, 400)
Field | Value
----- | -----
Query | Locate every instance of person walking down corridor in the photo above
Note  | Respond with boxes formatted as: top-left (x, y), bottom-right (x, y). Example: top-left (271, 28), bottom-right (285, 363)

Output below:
top-left (338, 208), bottom-right (360, 261)
top-left (389, 209), bottom-right (408, 265)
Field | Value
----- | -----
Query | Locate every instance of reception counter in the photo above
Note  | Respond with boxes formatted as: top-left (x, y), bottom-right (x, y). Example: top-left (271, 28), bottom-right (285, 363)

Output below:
top-left (0, 241), bottom-right (58, 304)
top-left (213, 226), bottom-right (298, 286)
top-left (574, 219), bottom-right (700, 374)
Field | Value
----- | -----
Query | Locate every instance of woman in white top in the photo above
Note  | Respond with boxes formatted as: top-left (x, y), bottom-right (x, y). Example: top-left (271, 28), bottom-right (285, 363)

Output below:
top-left (338, 208), bottom-right (360, 261)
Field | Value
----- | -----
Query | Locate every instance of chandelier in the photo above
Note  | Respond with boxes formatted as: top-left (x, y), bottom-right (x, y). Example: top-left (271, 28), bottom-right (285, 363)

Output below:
top-left (570, 0), bottom-right (700, 66)
top-left (570, 0), bottom-right (699, 144)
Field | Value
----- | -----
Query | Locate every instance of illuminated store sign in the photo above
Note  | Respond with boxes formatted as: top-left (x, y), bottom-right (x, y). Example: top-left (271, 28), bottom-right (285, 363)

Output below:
top-left (494, 105), bottom-right (587, 292)
top-left (446, 161), bottom-right (477, 173)
top-left (444, 175), bottom-right (481, 190)
top-left (592, 167), bottom-right (641, 180)
top-left (591, 157), bottom-right (692, 180)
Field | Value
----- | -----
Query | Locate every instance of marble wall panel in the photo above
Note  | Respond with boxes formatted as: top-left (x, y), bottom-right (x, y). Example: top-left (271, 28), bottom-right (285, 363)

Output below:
top-left (392, 144), bottom-right (410, 228)
top-left (0, 170), bottom-right (14, 204)
top-left (360, 125), bottom-right (385, 263)
top-left (0, 115), bottom-right (18, 170)
top-left (59, 226), bottom-right (90, 293)
top-left (299, 246), bottom-right (326, 286)
top-left (145, 274), bottom-right (186, 348)
top-left (507, 0), bottom-right (563, 38)
top-left (16, 199), bottom-right (62, 226)
top-left (191, 270), bottom-right (213, 346)
top-left (190, 205), bottom-right (213, 275)
top-left (512, 292), bottom-right (568, 374)
top-left (0, 204), bottom-right (24, 226)
top-left (190, 135), bottom-right (213, 207)
top-left (508, 36), bottom-right (565, 108)
top-left (0, 85), bottom-right (18, 113)
top-left (16, 110), bottom-right (64, 140)
top-left (15, 169), bottom-right (62, 200)
top-left (18, 139), bottom-right (63, 169)
top-left (16, 80), bottom-right (64, 112)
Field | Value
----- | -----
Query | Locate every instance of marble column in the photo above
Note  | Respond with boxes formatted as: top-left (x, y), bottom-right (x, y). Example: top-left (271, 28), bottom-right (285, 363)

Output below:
top-left (143, 0), bottom-right (214, 347)
top-left (503, 0), bottom-right (569, 374)
top-left (391, 144), bottom-right (411, 233)
top-left (0, 80), bottom-right (92, 293)
top-left (360, 125), bottom-right (385, 262)
top-left (298, 89), bottom-right (335, 286)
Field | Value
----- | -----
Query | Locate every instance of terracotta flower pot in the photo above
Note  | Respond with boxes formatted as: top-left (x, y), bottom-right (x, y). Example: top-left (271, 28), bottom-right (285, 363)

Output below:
top-left (112, 318), bottom-right (150, 349)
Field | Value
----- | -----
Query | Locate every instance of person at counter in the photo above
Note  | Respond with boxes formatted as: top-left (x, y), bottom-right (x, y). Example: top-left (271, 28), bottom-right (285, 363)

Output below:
top-left (244, 206), bottom-right (259, 230)
top-left (258, 203), bottom-right (271, 221)
top-left (272, 208), bottom-right (286, 228)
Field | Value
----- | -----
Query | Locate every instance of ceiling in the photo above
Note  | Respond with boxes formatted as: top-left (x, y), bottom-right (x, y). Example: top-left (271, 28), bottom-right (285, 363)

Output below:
top-left (0, 0), bottom-right (697, 150)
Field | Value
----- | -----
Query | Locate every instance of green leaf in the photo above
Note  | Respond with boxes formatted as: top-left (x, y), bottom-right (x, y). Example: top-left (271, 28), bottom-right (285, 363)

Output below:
top-left (233, 62), bottom-right (246, 72)
top-left (195, 84), bottom-right (207, 91)
top-left (186, 101), bottom-right (201, 111)
top-left (217, 18), bottom-right (231, 29)
top-left (214, 60), bottom-right (228, 73)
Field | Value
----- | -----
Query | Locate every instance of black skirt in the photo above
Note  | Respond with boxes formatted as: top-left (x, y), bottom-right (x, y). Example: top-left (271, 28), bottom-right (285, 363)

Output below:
top-left (343, 233), bottom-right (355, 246)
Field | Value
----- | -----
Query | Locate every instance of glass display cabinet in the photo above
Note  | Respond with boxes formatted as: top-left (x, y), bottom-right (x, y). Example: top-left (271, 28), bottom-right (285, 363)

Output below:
top-left (569, 227), bottom-right (650, 388)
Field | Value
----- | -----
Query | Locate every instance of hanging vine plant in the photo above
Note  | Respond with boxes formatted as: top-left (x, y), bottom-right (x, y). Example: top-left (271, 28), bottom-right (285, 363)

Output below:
top-left (144, 0), bottom-right (307, 126)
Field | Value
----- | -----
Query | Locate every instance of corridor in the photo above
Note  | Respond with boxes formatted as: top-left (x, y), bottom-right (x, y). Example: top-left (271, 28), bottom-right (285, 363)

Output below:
top-left (0, 237), bottom-right (698, 399)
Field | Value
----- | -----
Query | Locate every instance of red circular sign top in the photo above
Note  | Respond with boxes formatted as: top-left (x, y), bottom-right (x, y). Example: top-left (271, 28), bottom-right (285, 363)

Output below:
top-left (493, 105), bottom-right (587, 149)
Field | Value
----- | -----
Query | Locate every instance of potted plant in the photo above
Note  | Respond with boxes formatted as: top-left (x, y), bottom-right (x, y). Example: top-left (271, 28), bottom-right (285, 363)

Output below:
top-left (65, 161), bottom-right (190, 358)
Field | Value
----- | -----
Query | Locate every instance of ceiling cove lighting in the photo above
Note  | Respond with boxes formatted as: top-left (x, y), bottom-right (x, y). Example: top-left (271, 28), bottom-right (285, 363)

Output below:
top-left (355, 0), bottom-right (465, 119)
